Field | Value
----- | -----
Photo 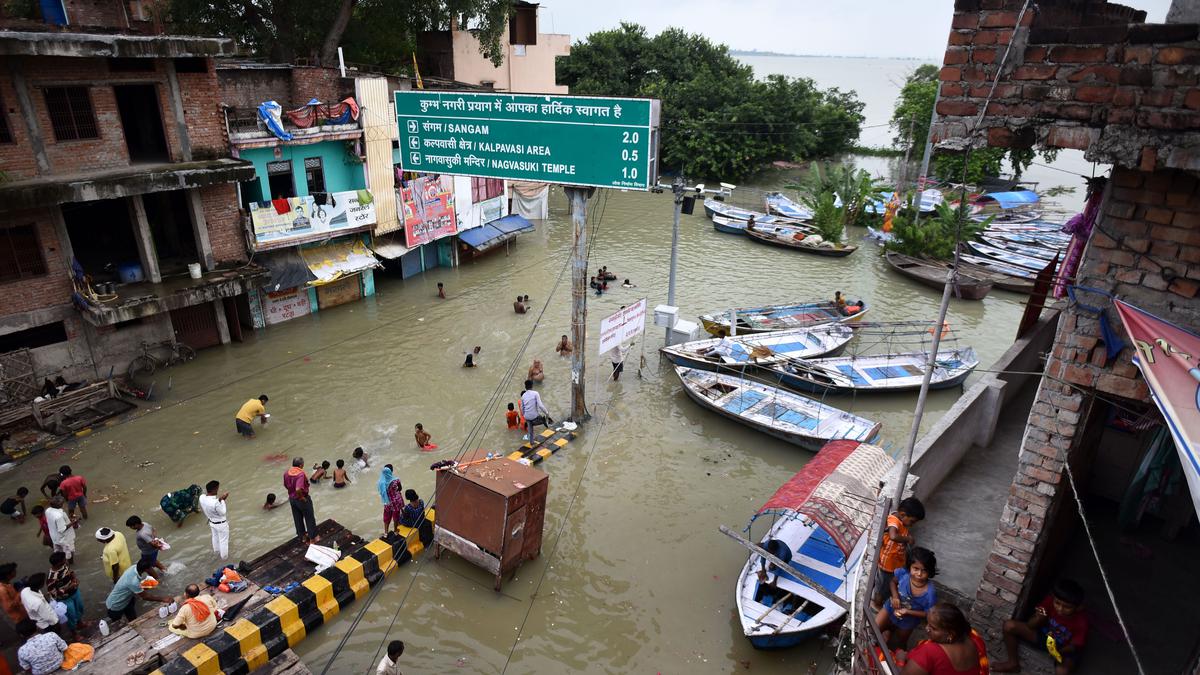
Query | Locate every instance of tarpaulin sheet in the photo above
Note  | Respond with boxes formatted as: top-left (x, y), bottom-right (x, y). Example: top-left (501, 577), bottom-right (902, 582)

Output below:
top-left (974, 190), bottom-right (1040, 209)
top-left (458, 215), bottom-right (534, 251)
top-left (511, 181), bottom-right (549, 220)
top-left (1114, 300), bottom-right (1200, 523)
top-left (258, 248), bottom-right (317, 292)
top-left (758, 440), bottom-right (893, 555)
top-left (369, 234), bottom-right (411, 260)
top-left (300, 240), bottom-right (379, 285)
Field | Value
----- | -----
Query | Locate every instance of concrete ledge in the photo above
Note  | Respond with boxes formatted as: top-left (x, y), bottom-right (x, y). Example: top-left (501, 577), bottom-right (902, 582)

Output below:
top-left (0, 159), bottom-right (255, 211)
top-left (0, 30), bottom-right (236, 58)
top-left (887, 309), bottom-right (1061, 500)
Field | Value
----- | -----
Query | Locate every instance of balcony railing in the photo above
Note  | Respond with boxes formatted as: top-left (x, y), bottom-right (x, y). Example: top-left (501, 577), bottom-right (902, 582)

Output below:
top-left (225, 100), bottom-right (362, 143)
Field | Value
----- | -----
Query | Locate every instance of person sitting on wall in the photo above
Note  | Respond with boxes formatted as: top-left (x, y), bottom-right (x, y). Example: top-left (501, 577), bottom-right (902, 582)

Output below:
top-left (168, 584), bottom-right (218, 639)
top-left (993, 579), bottom-right (1088, 674)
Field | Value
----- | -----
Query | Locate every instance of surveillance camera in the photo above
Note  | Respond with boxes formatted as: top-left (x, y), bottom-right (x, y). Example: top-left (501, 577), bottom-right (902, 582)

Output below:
top-left (694, 183), bottom-right (705, 194)
top-left (719, 182), bottom-right (736, 190)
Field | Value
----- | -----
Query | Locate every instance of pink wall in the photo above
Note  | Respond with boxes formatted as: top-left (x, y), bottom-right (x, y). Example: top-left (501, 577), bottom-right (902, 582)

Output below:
top-left (451, 31), bottom-right (570, 94)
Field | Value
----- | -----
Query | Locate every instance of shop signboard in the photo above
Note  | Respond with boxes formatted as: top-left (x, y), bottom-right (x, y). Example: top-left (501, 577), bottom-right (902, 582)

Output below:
top-left (249, 190), bottom-right (376, 249)
top-left (395, 91), bottom-right (660, 190)
top-left (598, 298), bottom-right (647, 355)
top-left (263, 287), bottom-right (311, 325)
top-left (401, 175), bottom-right (458, 248)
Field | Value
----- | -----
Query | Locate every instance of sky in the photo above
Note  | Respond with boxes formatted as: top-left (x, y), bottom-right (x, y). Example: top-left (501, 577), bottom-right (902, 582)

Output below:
top-left (537, 0), bottom-right (1174, 59)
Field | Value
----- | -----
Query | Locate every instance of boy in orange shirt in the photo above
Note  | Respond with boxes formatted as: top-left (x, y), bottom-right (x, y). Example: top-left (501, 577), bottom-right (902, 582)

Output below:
top-left (505, 403), bottom-right (524, 431)
top-left (872, 497), bottom-right (925, 610)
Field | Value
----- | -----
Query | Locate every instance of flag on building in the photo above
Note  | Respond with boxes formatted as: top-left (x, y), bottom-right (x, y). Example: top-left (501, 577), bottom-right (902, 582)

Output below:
top-left (1114, 300), bottom-right (1200, 522)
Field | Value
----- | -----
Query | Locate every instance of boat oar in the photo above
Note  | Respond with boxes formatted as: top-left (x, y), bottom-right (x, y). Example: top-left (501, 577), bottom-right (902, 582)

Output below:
top-left (719, 525), bottom-right (849, 611)
top-left (751, 591), bottom-right (794, 628)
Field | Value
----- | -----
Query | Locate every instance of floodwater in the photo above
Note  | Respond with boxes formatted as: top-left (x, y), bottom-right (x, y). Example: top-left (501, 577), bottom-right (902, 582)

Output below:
top-left (0, 166), bottom-right (1047, 673)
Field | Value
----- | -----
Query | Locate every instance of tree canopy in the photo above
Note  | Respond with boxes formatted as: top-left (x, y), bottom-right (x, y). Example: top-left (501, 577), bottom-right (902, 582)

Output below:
top-left (168, 0), bottom-right (510, 70)
top-left (557, 23), bottom-right (865, 180)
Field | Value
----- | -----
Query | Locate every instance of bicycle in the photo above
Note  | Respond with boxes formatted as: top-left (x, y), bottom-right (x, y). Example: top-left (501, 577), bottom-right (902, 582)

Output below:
top-left (127, 339), bottom-right (196, 379)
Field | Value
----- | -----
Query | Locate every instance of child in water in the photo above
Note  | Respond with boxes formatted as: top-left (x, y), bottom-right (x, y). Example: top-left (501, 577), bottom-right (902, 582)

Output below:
top-left (414, 424), bottom-right (437, 451)
top-left (262, 493), bottom-right (279, 510)
top-left (332, 460), bottom-right (349, 488)
top-left (310, 460), bottom-right (330, 483)
top-left (505, 403), bottom-right (523, 430)
top-left (353, 447), bottom-right (370, 468)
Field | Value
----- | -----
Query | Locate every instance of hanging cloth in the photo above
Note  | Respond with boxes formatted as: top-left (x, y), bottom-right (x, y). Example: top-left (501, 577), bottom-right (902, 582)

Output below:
top-left (357, 189), bottom-right (374, 206)
top-left (272, 198), bottom-right (291, 215)
top-left (1054, 177), bottom-right (1106, 298)
top-left (1065, 285), bottom-right (1127, 360)
top-left (257, 101), bottom-right (293, 141)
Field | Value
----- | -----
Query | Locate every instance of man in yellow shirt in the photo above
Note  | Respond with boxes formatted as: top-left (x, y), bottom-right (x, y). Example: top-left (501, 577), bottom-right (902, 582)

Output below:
top-left (235, 395), bottom-right (269, 438)
top-left (169, 584), bottom-right (218, 638)
top-left (96, 527), bottom-right (131, 583)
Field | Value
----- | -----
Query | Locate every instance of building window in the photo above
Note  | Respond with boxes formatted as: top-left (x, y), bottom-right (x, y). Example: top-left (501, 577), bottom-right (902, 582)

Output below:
top-left (471, 177), bottom-right (503, 203)
top-left (0, 91), bottom-right (12, 143)
top-left (43, 87), bottom-right (99, 141)
top-left (304, 157), bottom-right (326, 194)
top-left (0, 224), bottom-right (48, 283)
top-left (266, 160), bottom-right (295, 199)
top-left (509, 3), bottom-right (538, 45)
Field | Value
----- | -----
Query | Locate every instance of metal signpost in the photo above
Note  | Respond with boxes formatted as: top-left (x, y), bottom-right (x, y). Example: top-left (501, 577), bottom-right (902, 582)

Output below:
top-left (394, 91), bottom-right (660, 190)
top-left (395, 91), bottom-right (661, 422)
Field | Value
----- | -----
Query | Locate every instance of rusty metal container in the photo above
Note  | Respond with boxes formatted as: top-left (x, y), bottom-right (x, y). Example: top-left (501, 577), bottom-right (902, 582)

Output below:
top-left (432, 449), bottom-right (548, 590)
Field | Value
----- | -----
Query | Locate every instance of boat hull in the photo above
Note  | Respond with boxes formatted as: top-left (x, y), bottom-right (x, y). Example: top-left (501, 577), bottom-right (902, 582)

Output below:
top-left (677, 381), bottom-right (828, 451)
top-left (700, 302), bottom-right (869, 337)
top-left (746, 226), bottom-right (858, 257)
top-left (776, 363), bottom-right (974, 395)
top-left (884, 252), bottom-right (992, 300)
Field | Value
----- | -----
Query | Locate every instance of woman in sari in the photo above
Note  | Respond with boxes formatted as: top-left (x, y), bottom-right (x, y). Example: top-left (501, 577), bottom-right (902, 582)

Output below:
top-left (377, 465), bottom-right (404, 536)
top-left (160, 485), bottom-right (201, 527)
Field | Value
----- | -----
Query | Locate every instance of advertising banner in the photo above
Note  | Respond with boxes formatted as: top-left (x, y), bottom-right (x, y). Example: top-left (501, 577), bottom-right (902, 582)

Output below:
top-left (401, 175), bottom-right (458, 247)
top-left (249, 190), bottom-right (376, 249)
top-left (263, 287), bottom-right (311, 325)
top-left (599, 298), bottom-right (647, 355)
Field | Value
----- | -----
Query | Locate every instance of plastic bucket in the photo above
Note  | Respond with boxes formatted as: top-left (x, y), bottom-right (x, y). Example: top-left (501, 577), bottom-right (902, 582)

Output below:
top-left (188, 263), bottom-right (202, 279)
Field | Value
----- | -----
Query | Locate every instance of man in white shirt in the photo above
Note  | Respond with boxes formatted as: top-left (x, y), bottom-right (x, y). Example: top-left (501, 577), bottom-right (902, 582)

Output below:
top-left (19, 573), bottom-right (59, 630)
top-left (519, 379), bottom-right (551, 443)
top-left (609, 342), bottom-right (632, 381)
top-left (43, 496), bottom-right (77, 562)
top-left (198, 480), bottom-right (230, 559)
top-left (376, 639), bottom-right (404, 675)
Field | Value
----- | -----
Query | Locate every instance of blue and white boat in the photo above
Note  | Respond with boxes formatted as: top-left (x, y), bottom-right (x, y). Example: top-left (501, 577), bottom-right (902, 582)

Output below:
top-left (713, 214), bottom-right (815, 236)
top-left (764, 192), bottom-right (814, 221)
top-left (700, 298), bottom-right (869, 337)
top-left (971, 190), bottom-right (1042, 223)
top-left (966, 241), bottom-right (1055, 271)
top-left (675, 367), bottom-right (881, 450)
top-left (979, 235), bottom-right (1061, 261)
top-left (766, 347), bottom-right (979, 395)
top-left (661, 324), bottom-right (855, 373)
top-left (958, 253), bottom-right (1040, 280)
top-left (704, 199), bottom-right (804, 226)
top-left (734, 440), bottom-right (894, 649)
top-left (984, 230), bottom-right (1071, 249)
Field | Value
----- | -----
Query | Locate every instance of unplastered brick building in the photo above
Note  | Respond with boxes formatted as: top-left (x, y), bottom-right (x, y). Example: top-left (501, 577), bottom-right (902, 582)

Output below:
top-left (933, 0), bottom-right (1200, 671)
top-left (0, 0), bottom-right (266, 383)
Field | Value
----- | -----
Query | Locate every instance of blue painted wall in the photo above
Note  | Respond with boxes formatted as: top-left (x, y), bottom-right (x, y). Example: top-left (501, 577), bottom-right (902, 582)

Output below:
top-left (240, 140), bottom-right (366, 200)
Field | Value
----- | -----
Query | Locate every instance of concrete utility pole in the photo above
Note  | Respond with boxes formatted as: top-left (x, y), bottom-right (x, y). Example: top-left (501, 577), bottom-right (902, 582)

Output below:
top-left (665, 176), bottom-right (684, 344)
top-left (565, 186), bottom-right (593, 423)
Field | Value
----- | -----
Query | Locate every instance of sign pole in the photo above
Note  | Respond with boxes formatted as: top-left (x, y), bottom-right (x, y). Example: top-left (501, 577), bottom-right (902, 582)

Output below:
top-left (566, 186), bottom-right (592, 423)
top-left (665, 177), bottom-right (683, 345)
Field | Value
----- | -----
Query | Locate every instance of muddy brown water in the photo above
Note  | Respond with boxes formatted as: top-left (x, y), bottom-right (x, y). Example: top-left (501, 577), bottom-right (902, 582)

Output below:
top-left (0, 167), bottom-right (1045, 673)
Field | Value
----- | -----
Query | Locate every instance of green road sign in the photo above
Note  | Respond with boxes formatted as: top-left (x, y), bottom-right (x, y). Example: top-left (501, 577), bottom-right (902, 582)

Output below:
top-left (395, 91), bottom-right (660, 190)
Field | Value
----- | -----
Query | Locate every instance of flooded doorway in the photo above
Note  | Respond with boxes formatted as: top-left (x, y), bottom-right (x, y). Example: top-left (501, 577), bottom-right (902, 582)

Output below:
top-left (113, 84), bottom-right (170, 163)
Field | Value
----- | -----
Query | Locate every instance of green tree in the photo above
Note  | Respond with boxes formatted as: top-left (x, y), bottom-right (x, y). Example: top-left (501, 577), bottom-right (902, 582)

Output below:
top-left (558, 24), bottom-right (865, 180)
top-left (168, 0), bottom-right (509, 70)
top-left (887, 202), bottom-right (987, 260)
top-left (890, 64), bottom-right (938, 152)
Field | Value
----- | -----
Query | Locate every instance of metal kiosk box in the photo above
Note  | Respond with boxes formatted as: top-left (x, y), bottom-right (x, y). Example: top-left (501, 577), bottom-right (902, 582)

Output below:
top-left (432, 449), bottom-right (548, 590)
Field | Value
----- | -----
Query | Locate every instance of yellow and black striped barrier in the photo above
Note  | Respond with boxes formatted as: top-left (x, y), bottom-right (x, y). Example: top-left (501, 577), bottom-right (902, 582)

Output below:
top-left (507, 426), bottom-right (577, 465)
top-left (152, 512), bottom-right (433, 675)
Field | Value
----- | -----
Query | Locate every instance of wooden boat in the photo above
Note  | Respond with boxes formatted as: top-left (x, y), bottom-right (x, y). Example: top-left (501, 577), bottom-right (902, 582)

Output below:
top-left (966, 241), bottom-right (1055, 271)
top-left (700, 299), bottom-right (869, 337)
top-left (714, 215), bottom-right (816, 236)
top-left (705, 199), bottom-right (804, 225)
top-left (764, 192), bottom-right (814, 221)
top-left (747, 224), bottom-right (859, 258)
top-left (884, 252), bottom-right (993, 300)
top-left (733, 440), bottom-right (894, 648)
top-left (765, 347), bottom-right (980, 395)
top-left (913, 256), bottom-right (1036, 294)
top-left (674, 367), bottom-right (881, 450)
top-left (984, 230), bottom-right (1071, 249)
top-left (661, 324), bottom-right (855, 372)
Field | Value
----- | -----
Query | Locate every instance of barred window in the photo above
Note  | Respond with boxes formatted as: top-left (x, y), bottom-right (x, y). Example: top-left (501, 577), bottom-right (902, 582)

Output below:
top-left (0, 224), bottom-right (47, 283)
top-left (43, 87), bottom-right (98, 141)
top-left (304, 157), bottom-right (325, 194)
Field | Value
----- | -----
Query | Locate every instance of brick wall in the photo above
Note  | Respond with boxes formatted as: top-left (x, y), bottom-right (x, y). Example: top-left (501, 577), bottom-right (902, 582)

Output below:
top-left (177, 60), bottom-right (227, 159)
top-left (934, 0), bottom-right (1200, 170)
top-left (0, 72), bottom-right (40, 180)
top-left (200, 182), bottom-right (246, 263)
top-left (0, 208), bottom-right (73, 318)
top-left (289, 66), bottom-right (355, 106)
top-left (216, 66), bottom-right (293, 110)
top-left (64, 0), bottom-right (129, 29)
top-left (970, 165), bottom-right (1200, 638)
